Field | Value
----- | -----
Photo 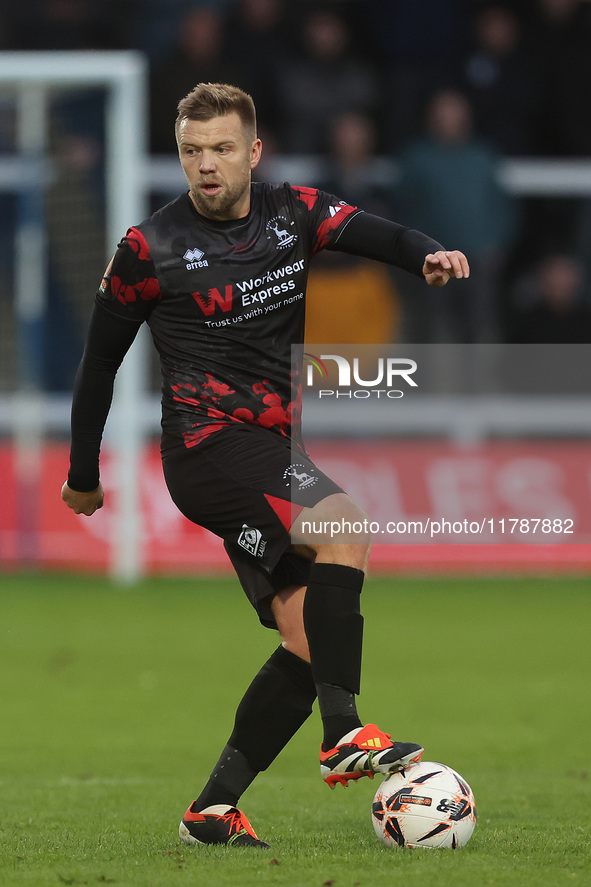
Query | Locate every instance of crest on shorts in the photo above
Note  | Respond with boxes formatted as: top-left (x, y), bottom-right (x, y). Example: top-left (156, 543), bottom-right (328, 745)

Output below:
top-left (237, 524), bottom-right (266, 557)
top-left (283, 463), bottom-right (318, 490)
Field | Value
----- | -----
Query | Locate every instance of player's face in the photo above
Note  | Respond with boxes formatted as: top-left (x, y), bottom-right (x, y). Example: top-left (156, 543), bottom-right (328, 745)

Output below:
top-left (177, 113), bottom-right (262, 221)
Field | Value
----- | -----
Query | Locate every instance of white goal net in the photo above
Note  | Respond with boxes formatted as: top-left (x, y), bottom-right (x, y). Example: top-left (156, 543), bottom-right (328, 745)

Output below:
top-left (0, 51), bottom-right (149, 581)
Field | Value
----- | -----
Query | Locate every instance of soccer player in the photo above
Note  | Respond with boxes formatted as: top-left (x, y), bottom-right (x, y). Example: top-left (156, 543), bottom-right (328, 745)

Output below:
top-left (62, 83), bottom-right (470, 849)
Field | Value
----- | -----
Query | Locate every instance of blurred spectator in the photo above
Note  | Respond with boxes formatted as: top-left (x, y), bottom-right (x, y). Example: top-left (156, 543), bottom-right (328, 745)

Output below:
top-left (317, 112), bottom-right (396, 218)
top-left (510, 253), bottom-right (591, 342)
top-left (306, 111), bottom-right (400, 346)
top-left (135, 0), bottom-right (234, 65)
top-left (274, 7), bottom-right (379, 154)
top-left (149, 6), bottom-right (241, 153)
top-left (224, 0), bottom-right (292, 146)
top-left (364, 0), bottom-right (468, 150)
top-left (460, 4), bottom-right (537, 155)
top-left (526, 0), bottom-right (591, 156)
top-left (397, 88), bottom-right (518, 342)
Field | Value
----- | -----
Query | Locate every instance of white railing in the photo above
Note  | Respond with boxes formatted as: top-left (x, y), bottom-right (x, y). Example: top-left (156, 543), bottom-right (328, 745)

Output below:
top-left (4, 154), bottom-right (591, 197)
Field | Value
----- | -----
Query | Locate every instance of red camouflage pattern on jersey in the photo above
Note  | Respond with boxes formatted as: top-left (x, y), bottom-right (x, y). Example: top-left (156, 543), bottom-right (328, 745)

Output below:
top-left (291, 186), bottom-right (358, 253)
top-left (106, 227), bottom-right (162, 306)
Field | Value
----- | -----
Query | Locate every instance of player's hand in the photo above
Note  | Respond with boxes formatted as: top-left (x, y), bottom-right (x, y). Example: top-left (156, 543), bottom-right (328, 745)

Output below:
top-left (61, 481), bottom-right (104, 516)
top-left (423, 250), bottom-right (470, 287)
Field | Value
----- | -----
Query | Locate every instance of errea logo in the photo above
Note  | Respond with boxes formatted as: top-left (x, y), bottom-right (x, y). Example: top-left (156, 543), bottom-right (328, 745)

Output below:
top-left (183, 247), bottom-right (209, 269)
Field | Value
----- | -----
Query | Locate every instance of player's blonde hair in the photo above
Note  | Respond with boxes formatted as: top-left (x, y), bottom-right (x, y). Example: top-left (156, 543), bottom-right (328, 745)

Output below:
top-left (175, 83), bottom-right (257, 141)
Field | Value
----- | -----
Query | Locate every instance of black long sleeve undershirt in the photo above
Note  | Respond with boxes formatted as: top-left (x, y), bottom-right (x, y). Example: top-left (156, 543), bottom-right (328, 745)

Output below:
top-left (329, 211), bottom-right (444, 276)
top-left (67, 305), bottom-right (141, 491)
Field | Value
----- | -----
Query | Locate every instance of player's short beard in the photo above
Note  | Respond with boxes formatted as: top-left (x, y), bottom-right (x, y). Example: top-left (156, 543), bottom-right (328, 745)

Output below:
top-left (190, 168), bottom-right (251, 220)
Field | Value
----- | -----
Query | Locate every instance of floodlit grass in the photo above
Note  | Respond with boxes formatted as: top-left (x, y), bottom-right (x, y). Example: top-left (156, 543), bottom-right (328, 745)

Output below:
top-left (0, 572), bottom-right (589, 887)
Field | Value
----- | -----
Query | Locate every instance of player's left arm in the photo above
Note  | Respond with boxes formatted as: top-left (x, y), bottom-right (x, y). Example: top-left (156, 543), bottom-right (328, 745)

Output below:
top-left (328, 211), bottom-right (470, 287)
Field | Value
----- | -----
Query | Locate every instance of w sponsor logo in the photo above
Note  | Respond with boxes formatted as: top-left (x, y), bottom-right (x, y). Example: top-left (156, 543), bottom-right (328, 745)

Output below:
top-left (192, 285), bottom-right (233, 316)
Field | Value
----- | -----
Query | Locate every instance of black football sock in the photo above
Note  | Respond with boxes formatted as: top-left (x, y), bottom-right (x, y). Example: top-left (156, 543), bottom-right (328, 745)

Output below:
top-left (316, 684), bottom-right (362, 750)
top-left (193, 645), bottom-right (316, 811)
top-left (303, 562), bottom-right (365, 750)
top-left (191, 745), bottom-right (256, 811)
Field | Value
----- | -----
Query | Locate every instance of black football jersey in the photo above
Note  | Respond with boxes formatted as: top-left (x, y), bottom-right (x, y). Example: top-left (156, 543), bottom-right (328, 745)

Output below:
top-left (97, 182), bottom-right (361, 453)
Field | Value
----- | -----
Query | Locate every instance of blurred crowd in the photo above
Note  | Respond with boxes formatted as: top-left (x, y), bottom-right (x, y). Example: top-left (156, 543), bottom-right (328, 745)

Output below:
top-left (3, 0), bottom-right (591, 158)
top-left (0, 0), bottom-right (591, 157)
top-left (1, 0), bottom-right (591, 383)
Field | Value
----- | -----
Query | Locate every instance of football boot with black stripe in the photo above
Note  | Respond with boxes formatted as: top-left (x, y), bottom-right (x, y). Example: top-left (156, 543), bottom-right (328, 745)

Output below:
top-left (320, 724), bottom-right (424, 788)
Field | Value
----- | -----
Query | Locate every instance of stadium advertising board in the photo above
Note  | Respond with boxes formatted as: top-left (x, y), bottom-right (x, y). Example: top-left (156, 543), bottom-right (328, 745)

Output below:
top-left (1, 439), bottom-right (589, 573)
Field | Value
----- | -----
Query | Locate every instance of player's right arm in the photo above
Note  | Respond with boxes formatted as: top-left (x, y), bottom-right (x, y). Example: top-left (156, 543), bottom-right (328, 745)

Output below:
top-left (61, 302), bottom-right (142, 512)
top-left (62, 229), bottom-right (160, 514)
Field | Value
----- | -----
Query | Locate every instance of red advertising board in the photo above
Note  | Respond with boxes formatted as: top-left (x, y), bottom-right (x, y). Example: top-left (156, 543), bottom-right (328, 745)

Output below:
top-left (1, 440), bottom-right (590, 574)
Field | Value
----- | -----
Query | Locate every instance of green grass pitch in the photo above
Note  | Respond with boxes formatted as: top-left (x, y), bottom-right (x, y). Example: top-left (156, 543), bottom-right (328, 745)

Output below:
top-left (1, 572), bottom-right (589, 887)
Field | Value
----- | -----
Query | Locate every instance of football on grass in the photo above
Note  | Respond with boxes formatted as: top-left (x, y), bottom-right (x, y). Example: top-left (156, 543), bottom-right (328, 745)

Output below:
top-left (372, 761), bottom-right (476, 849)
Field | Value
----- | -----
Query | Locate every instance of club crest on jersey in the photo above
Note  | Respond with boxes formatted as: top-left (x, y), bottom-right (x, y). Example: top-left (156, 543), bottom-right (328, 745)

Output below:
top-left (183, 247), bottom-right (209, 269)
top-left (237, 524), bottom-right (266, 557)
top-left (266, 216), bottom-right (298, 250)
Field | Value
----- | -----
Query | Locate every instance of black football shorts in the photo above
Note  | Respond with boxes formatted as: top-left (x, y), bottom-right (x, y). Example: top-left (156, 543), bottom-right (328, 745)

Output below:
top-left (162, 423), bottom-right (343, 628)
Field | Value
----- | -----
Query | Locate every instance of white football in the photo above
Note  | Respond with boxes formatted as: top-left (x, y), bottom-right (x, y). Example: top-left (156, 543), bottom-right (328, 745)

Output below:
top-left (372, 761), bottom-right (476, 849)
